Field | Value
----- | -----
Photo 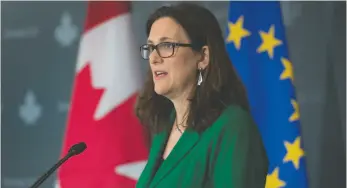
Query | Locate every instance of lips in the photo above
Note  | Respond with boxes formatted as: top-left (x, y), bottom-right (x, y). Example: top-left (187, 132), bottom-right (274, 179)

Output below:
top-left (153, 70), bottom-right (168, 80)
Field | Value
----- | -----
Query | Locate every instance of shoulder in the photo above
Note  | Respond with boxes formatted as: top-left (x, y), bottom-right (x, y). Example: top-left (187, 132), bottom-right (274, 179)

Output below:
top-left (206, 105), bottom-right (269, 187)
top-left (208, 104), bottom-right (256, 136)
top-left (207, 104), bottom-right (267, 157)
top-left (207, 104), bottom-right (267, 161)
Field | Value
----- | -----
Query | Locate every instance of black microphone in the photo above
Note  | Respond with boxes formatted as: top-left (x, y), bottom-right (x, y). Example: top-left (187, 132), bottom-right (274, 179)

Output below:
top-left (29, 142), bottom-right (87, 188)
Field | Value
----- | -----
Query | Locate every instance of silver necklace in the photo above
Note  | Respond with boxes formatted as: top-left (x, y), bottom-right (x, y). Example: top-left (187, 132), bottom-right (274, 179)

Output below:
top-left (175, 122), bottom-right (183, 134)
top-left (175, 112), bottom-right (188, 134)
top-left (175, 119), bottom-right (185, 134)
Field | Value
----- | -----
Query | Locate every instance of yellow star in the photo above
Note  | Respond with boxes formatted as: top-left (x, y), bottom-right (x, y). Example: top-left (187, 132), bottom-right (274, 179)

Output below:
top-left (280, 57), bottom-right (294, 82)
top-left (265, 167), bottom-right (286, 188)
top-left (257, 25), bottom-right (283, 59)
top-left (283, 137), bottom-right (305, 169)
top-left (289, 99), bottom-right (299, 122)
top-left (226, 15), bottom-right (251, 50)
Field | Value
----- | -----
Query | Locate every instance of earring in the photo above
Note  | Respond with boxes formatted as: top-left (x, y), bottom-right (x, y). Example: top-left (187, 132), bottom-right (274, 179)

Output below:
top-left (197, 68), bottom-right (203, 86)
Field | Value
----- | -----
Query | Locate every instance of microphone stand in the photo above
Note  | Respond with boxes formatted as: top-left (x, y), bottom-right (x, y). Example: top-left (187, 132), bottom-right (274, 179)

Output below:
top-left (29, 152), bottom-right (73, 188)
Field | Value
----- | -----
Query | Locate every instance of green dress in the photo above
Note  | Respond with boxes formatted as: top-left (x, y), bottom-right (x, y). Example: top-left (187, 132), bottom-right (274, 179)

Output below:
top-left (136, 105), bottom-right (268, 188)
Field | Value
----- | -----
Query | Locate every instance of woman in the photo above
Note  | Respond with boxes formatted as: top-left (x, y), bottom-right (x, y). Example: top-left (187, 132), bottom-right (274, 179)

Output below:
top-left (135, 3), bottom-right (268, 188)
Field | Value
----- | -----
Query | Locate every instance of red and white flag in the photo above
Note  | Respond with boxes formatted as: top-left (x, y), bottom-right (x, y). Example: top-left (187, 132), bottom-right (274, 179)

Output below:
top-left (57, 2), bottom-right (148, 187)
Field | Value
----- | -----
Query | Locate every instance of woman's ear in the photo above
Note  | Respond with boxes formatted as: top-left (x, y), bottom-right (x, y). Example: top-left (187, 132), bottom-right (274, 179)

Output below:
top-left (198, 45), bottom-right (210, 70)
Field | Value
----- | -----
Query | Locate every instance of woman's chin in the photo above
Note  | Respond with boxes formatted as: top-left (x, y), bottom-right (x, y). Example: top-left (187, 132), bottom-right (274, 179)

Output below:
top-left (154, 86), bottom-right (171, 97)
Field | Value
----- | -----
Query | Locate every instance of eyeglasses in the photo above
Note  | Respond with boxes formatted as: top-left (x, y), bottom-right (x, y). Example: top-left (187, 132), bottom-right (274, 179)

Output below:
top-left (140, 42), bottom-right (193, 60)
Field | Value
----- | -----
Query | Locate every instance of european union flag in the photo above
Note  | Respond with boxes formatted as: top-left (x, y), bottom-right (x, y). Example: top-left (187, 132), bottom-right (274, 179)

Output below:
top-left (225, 2), bottom-right (308, 188)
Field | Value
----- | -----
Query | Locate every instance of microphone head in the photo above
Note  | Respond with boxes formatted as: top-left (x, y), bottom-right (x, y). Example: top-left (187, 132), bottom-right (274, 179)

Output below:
top-left (68, 142), bottom-right (87, 156)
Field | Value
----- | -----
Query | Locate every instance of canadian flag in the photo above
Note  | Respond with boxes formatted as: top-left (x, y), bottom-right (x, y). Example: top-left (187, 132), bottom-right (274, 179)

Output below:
top-left (57, 1), bottom-right (148, 188)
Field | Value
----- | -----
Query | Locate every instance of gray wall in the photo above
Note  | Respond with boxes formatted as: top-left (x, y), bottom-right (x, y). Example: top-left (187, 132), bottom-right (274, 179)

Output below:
top-left (1, 1), bottom-right (345, 188)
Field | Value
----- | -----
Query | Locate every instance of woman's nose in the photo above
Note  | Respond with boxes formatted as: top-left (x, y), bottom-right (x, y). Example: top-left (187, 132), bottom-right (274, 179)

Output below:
top-left (149, 50), bottom-right (162, 64)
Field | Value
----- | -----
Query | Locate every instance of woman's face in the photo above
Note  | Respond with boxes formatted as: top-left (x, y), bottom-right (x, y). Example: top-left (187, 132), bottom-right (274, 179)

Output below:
top-left (147, 17), bottom-right (201, 99)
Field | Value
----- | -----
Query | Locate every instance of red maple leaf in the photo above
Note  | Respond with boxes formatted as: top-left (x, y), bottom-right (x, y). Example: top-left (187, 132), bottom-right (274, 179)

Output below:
top-left (59, 64), bottom-right (149, 188)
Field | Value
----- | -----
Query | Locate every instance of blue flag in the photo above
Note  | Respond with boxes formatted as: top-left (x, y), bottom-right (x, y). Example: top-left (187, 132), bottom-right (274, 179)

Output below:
top-left (225, 2), bottom-right (308, 188)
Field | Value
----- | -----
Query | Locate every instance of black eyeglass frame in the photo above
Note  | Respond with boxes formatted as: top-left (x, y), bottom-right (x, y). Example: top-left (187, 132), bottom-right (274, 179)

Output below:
top-left (140, 42), bottom-right (193, 60)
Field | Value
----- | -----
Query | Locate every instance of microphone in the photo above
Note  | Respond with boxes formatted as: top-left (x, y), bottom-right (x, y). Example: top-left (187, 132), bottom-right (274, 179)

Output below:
top-left (29, 142), bottom-right (87, 188)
